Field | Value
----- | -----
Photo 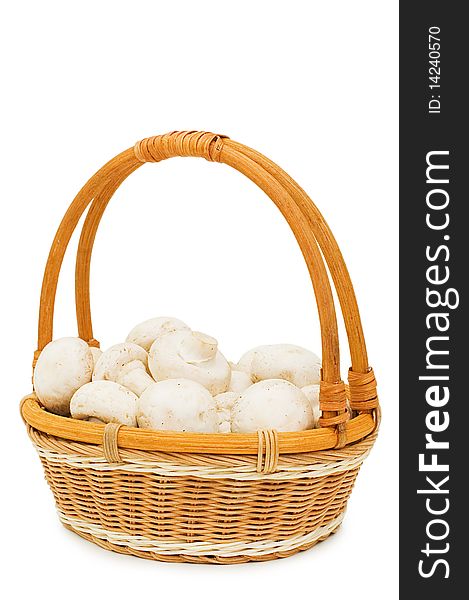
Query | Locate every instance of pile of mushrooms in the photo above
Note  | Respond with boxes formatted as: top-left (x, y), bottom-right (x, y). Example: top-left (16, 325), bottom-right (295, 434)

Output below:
top-left (33, 317), bottom-right (323, 433)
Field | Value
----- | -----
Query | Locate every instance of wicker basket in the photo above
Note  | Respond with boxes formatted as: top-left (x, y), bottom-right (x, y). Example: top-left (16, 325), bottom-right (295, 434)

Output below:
top-left (21, 131), bottom-right (380, 564)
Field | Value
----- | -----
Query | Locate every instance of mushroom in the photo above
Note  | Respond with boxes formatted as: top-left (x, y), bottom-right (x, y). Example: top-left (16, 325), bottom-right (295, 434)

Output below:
top-left (89, 347), bottom-right (103, 367)
top-left (214, 391), bottom-right (239, 433)
top-left (137, 379), bottom-right (219, 433)
top-left (301, 384), bottom-right (321, 427)
top-left (231, 379), bottom-right (313, 433)
top-left (93, 342), bottom-right (154, 396)
top-left (70, 380), bottom-right (138, 426)
top-left (227, 369), bottom-right (253, 394)
top-left (33, 337), bottom-right (94, 416)
top-left (126, 317), bottom-right (189, 352)
top-left (237, 344), bottom-right (321, 388)
top-left (148, 330), bottom-right (231, 395)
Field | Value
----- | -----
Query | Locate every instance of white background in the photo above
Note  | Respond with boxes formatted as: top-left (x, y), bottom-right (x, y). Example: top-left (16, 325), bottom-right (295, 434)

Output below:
top-left (1, 1), bottom-right (398, 598)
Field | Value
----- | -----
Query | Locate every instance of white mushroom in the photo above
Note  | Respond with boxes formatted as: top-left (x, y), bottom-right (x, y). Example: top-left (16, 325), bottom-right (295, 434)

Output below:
top-left (148, 330), bottom-right (231, 395)
top-left (33, 337), bottom-right (94, 416)
top-left (227, 369), bottom-right (253, 394)
top-left (93, 342), bottom-right (154, 396)
top-left (70, 380), bottom-right (138, 426)
top-left (214, 391), bottom-right (239, 433)
top-left (237, 344), bottom-right (321, 388)
top-left (301, 384), bottom-right (321, 427)
top-left (89, 347), bottom-right (103, 368)
top-left (126, 317), bottom-right (189, 352)
top-left (231, 379), bottom-right (313, 433)
top-left (114, 360), bottom-right (154, 396)
top-left (137, 379), bottom-right (219, 433)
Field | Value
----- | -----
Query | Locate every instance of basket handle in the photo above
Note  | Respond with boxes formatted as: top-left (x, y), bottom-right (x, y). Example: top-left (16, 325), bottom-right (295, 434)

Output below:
top-left (35, 132), bottom-right (378, 438)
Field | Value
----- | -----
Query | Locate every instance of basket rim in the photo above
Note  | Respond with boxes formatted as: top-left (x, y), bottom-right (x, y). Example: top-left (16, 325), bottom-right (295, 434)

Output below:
top-left (21, 394), bottom-right (377, 455)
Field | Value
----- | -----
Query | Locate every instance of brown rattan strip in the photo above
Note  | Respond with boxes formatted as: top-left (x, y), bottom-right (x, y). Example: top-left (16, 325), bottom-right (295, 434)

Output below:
top-left (102, 423), bottom-right (123, 464)
top-left (348, 368), bottom-right (379, 411)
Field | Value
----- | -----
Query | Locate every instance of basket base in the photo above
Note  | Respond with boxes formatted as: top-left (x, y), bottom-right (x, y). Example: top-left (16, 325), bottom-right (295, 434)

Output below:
top-left (61, 515), bottom-right (343, 564)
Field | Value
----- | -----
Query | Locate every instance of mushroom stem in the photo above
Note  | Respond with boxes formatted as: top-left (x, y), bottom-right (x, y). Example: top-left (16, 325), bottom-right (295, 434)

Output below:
top-left (149, 330), bottom-right (231, 395)
top-left (179, 331), bottom-right (218, 363)
top-left (93, 343), bottom-right (152, 396)
top-left (116, 360), bottom-right (154, 396)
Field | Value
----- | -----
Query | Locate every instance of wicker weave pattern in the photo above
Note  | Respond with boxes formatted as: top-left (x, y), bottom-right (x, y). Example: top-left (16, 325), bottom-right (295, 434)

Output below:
top-left (57, 511), bottom-right (345, 558)
top-left (26, 425), bottom-right (373, 562)
top-left (29, 426), bottom-right (374, 480)
top-left (22, 132), bottom-right (380, 563)
top-left (61, 521), bottom-right (343, 564)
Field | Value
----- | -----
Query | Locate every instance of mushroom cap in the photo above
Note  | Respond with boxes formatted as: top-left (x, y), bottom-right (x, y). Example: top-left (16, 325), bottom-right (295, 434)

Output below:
top-left (231, 379), bottom-right (313, 433)
top-left (70, 380), bottom-right (138, 426)
top-left (301, 384), bottom-right (321, 427)
top-left (227, 370), bottom-right (253, 394)
top-left (137, 379), bottom-right (218, 433)
top-left (237, 344), bottom-right (321, 388)
top-left (93, 342), bottom-right (149, 382)
top-left (148, 330), bottom-right (231, 395)
top-left (126, 317), bottom-right (189, 352)
top-left (33, 337), bottom-right (94, 416)
top-left (89, 347), bottom-right (103, 367)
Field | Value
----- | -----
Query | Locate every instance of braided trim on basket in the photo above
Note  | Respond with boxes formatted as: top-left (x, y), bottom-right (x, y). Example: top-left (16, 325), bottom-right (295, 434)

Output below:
top-left (57, 510), bottom-right (344, 558)
top-left (27, 424), bottom-right (377, 473)
top-left (32, 440), bottom-right (371, 481)
top-left (348, 367), bottom-right (379, 411)
top-left (35, 445), bottom-right (369, 479)
top-left (134, 131), bottom-right (228, 163)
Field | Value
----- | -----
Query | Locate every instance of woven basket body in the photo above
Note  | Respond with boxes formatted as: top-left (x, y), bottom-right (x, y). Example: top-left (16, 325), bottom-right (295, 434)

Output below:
top-left (22, 132), bottom-right (380, 563)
